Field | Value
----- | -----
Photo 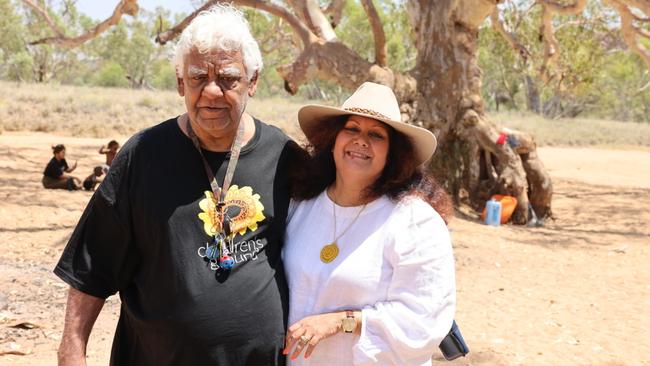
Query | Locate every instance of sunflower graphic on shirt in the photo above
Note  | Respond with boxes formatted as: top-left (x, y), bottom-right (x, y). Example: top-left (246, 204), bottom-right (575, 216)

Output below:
top-left (198, 185), bottom-right (265, 237)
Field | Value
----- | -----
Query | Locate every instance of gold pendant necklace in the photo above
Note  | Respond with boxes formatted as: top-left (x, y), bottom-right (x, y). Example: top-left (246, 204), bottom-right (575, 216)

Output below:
top-left (320, 191), bottom-right (367, 263)
top-left (320, 242), bottom-right (339, 263)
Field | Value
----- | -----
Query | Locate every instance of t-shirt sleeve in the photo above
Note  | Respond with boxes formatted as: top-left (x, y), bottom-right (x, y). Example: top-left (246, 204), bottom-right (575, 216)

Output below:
top-left (54, 140), bottom-right (140, 299)
top-left (352, 198), bottom-right (456, 365)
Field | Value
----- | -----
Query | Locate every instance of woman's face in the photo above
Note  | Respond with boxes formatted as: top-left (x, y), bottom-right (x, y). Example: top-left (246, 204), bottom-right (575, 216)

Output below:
top-left (332, 115), bottom-right (390, 186)
top-left (55, 149), bottom-right (66, 160)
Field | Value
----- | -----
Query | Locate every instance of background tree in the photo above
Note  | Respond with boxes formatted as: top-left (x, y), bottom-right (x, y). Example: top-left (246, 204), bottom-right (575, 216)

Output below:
top-left (486, 1), bottom-right (617, 118)
top-left (591, 51), bottom-right (650, 121)
top-left (16, 0), bottom-right (650, 223)
top-left (0, 0), bottom-right (29, 80)
top-left (14, 0), bottom-right (179, 88)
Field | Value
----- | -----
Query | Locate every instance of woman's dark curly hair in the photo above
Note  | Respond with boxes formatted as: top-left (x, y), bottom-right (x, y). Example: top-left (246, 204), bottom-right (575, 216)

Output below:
top-left (291, 116), bottom-right (453, 223)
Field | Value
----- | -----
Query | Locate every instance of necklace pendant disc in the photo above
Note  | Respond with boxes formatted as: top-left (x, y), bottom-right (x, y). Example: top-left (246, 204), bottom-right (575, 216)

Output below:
top-left (320, 242), bottom-right (339, 263)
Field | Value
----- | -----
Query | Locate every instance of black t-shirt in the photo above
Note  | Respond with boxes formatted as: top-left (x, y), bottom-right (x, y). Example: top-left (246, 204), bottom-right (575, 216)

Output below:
top-left (55, 117), bottom-right (297, 365)
top-left (44, 157), bottom-right (68, 178)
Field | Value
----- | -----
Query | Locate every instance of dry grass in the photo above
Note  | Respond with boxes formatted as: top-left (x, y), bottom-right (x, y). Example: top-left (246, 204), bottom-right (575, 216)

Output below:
top-left (1, 81), bottom-right (649, 148)
top-left (492, 111), bottom-right (650, 149)
top-left (0, 81), bottom-right (307, 139)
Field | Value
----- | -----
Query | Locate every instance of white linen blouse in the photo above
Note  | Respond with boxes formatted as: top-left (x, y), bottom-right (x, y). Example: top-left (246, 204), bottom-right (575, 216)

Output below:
top-left (283, 191), bottom-right (456, 366)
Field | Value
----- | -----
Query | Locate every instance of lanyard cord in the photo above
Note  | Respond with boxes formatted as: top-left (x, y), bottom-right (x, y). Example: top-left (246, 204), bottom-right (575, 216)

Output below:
top-left (185, 115), bottom-right (246, 212)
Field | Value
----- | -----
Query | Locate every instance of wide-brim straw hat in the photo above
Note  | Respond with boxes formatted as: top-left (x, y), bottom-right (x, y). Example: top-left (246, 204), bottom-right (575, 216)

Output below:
top-left (298, 82), bottom-right (437, 165)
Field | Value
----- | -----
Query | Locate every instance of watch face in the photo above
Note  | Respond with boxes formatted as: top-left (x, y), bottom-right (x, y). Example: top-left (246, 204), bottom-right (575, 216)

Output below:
top-left (342, 317), bottom-right (356, 332)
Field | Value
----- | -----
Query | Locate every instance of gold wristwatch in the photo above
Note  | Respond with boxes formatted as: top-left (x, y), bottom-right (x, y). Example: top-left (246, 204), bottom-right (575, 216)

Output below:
top-left (341, 310), bottom-right (356, 333)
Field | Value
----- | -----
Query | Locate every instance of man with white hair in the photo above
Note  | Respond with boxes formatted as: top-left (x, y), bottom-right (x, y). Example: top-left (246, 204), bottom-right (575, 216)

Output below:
top-left (54, 5), bottom-right (295, 365)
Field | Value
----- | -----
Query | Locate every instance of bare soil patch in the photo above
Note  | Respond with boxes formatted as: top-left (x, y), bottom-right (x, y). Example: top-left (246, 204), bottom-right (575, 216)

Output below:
top-left (1, 132), bottom-right (648, 366)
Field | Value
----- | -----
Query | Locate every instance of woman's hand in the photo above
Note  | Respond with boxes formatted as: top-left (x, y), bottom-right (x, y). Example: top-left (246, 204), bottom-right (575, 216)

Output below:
top-left (284, 312), bottom-right (345, 360)
top-left (67, 160), bottom-right (77, 172)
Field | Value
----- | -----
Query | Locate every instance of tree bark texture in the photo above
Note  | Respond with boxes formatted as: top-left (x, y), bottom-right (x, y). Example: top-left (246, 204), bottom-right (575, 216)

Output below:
top-left (524, 75), bottom-right (542, 114)
top-left (405, 0), bottom-right (552, 223)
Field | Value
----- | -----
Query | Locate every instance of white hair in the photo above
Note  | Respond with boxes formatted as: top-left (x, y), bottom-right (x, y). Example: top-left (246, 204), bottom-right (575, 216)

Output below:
top-left (172, 4), bottom-right (263, 81)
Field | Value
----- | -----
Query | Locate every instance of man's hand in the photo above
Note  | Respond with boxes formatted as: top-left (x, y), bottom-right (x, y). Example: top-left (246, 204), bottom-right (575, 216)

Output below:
top-left (58, 287), bottom-right (105, 366)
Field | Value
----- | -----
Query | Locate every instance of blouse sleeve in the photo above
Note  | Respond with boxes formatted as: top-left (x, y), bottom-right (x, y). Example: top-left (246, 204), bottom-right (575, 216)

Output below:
top-left (352, 198), bottom-right (456, 365)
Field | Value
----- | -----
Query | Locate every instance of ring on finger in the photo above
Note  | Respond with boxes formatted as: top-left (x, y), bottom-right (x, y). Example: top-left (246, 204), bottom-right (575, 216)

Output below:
top-left (300, 335), bottom-right (312, 344)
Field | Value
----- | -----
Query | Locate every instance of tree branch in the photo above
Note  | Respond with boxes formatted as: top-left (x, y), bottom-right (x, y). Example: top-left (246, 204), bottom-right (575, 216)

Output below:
top-left (454, 0), bottom-right (499, 30)
top-left (285, 0), bottom-right (337, 41)
top-left (156, 0), bottom-right (316, 47)
top-left (539, 4), bottom-right (560, 82)
top-left (360, 0), bottom-right (387, 66)
top-left (610, 0), bottom-right (650, 68)
top-left (490, 6), bottom-right (531, 63)
top-left (303, 0), bottom-right (337, 40)
top-left (23, 0), bottom-right (139, 48)
top-left (324, 0), bottom-right (346, 28)
top-left (537, 0), bottom-right (587, 82)
top-left (22, 0), bottom-right (65, 38)
top-left (155, 0), bottom-right (218, 45)
top-left (276, 40), bottom-right (410, 95)
top-left (639, 27), bottom-right (650, 38)
top-left (257, 20), bottom-right (295, 54)
top-left (616, 0), bottom-right (650, 14)
top-left (631, 12), bottom-right (650, 22)
top-left (537, 0), bottom-right (588, 14)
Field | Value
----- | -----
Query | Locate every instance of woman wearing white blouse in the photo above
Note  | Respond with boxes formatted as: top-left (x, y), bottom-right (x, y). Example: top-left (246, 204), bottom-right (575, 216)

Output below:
top-left (283, 82), bottom-right (456, 365)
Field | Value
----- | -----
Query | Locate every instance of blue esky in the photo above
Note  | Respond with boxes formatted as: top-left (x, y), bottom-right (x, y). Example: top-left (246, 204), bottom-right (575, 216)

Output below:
top-left (76, 1), bottom-right (196, 20)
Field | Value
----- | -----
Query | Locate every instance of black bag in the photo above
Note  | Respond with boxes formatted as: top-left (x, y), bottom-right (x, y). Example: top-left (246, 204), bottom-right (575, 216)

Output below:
top-left (438, 320), bottom-right (469, 361)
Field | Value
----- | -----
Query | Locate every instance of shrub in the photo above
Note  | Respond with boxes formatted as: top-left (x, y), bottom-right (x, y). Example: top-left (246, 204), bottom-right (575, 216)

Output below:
top-left (93, 61), bottom-right (129, 88)
top-left (7, 51), bottom-right (33, 82)
top-left (150, 61), bottom-right (177, 90)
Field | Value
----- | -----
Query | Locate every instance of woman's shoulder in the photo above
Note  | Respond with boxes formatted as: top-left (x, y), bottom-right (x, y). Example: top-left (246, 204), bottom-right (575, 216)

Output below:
top-left (289, 194), bottom-right (321, 210)
top-left (287, 195), bottom-right (322, 225)
top-left (389, 195), bottom-right (447, 229)
top-left (382, 196), bottom-right (451, 259)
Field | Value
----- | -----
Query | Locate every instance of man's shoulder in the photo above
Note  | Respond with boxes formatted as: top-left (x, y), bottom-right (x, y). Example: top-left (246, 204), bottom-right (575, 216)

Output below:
top-left (121, 118), bottom-right (179, 152)
top-left (254, 118), bottom-right (291, 145)
top-left (138, 117), bottom-right (179, 141)
top-left (109, 117), bottom-right (179, 168)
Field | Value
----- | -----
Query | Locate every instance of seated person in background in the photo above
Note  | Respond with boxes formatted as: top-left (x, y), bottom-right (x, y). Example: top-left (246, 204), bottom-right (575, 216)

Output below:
top-left (42, 144), bottom-right (81, 190)
top-left (82, 166), bottom-right (106, 191)
top-left (98, 140), bottom-right (120, 166)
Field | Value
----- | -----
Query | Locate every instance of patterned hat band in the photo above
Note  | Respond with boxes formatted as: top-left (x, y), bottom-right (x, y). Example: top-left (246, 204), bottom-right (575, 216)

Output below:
top-left (343, 107), bottom-right (391, 121)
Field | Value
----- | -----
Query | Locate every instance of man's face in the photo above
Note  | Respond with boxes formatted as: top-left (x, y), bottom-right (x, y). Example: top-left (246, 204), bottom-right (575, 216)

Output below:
top-left (177, 48), bottom-right (257, 138)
